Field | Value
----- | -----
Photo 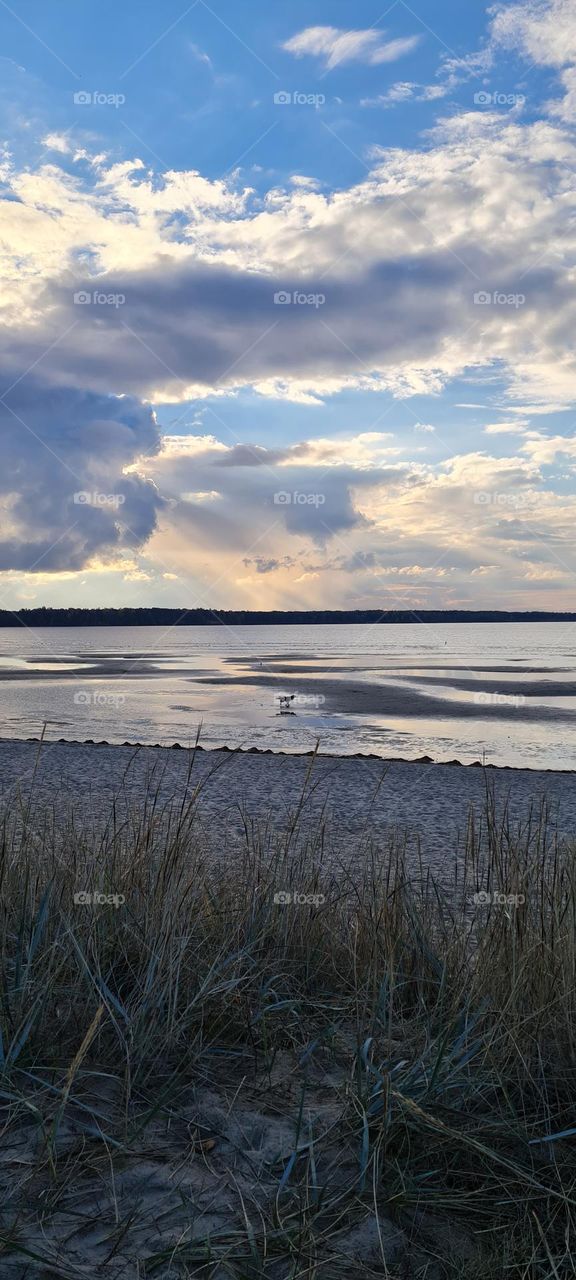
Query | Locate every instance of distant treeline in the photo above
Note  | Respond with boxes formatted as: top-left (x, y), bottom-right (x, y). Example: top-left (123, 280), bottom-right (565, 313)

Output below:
top-left (1, 607), bottom-right (576, 627)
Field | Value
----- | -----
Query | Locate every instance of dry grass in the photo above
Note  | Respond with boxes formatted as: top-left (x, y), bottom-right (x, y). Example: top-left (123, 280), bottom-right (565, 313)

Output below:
top-left (0, 751), bottom-right (575, 1277)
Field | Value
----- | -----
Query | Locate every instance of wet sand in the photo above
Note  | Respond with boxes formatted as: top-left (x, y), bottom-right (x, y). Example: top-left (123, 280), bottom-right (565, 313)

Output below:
top-left (195, 670), bottom-right (576, 722)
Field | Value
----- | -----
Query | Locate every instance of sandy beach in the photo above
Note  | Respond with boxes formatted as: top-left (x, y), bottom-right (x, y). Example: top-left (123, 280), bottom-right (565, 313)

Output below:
top-left (2, 736), bottom-right (575, 879)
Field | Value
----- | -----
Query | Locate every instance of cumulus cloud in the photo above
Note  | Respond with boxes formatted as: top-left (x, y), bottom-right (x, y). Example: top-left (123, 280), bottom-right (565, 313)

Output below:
top-left (491, 0), bottom-right (575, 67)
top-left (484, 421), bottom-right (530, 435)
top-left (490, 0), bottom-right (576, 119)
top-left (1, 109), bottom-right (576, 410)
top-left (115, 430), bottom-right (576, 611)
top-left (40, 133), bottom-right (73, 154)
top-left (0, 382), bottom-right (162, 572)
top-left (521, 432), bottom-right (576, 463)
top-left (2, 0), bottom-right (576, 605)
top-left (145, 432), bottom-right (417, 548)
top-left (282, 26), bottom-right (421, 71)
top-left (2, 400), bottom-right (574, 608)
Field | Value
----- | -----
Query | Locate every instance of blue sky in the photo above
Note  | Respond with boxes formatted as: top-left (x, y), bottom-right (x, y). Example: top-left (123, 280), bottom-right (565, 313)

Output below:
top-left (2, 2), bottom-right (491, 175)
top-left (1, 0), bottom-right (575, 611)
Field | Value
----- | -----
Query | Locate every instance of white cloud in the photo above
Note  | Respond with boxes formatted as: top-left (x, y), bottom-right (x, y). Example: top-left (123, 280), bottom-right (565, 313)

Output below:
top-left (188, 42), bottom-right (213, 68)
top-left (282, 26), bottom-right (421, 71)
top-left (491, 0), bottom-right (576, 120)
top-left (2, 110), bottom-right (574, 411)
top-left (361, 45), bottom-right (494, 108)
top-left (491, 0), bottom-right (576, 68)
top-left (484, 421), bottom-right (530, 434)
top-left (362, 81), bottom-right (449, 108)
top-left (2, 401), bottom-right (574, 608)
top-left (521, 432), bottom-right (576, 463)
top-left (40, 133), bottom-right (72, 154)
top-left (2, 0), bottom-right (576, 607)
top-left (126, 432), bottom-right (576, 610)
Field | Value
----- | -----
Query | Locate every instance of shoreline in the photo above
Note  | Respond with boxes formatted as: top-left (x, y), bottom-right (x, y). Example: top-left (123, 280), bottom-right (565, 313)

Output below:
top-left (3, 733), bottom-right (575, 774)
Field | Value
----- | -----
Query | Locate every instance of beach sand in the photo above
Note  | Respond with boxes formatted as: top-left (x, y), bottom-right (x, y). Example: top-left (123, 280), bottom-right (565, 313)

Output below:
top-left (1, 736), bottom-right (574, 881)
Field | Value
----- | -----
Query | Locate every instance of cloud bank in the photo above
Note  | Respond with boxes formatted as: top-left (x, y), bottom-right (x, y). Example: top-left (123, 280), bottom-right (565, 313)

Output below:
top-left (1, 0), bottom-right (576, 607)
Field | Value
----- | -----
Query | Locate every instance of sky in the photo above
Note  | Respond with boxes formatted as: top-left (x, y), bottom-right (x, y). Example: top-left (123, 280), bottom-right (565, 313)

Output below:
top-left (1, 0), bottom-right (576, 613)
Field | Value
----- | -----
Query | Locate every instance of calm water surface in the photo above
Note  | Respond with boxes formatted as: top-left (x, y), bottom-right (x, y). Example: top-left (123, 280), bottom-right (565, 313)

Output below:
top-left (0, 623), bottom-right (575, 769)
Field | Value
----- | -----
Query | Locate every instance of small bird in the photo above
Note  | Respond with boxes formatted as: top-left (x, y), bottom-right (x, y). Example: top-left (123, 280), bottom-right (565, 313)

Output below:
top-left (279, 694), bottom-right (296, 713)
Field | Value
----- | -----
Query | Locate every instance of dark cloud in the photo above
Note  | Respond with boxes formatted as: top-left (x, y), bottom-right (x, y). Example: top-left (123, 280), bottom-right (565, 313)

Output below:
top-left (2, 255), bottom-right (559, 401)
top-left (0, 382), bottom-right (163, 572)
top-left (487, 519), bottom-right (560, 542)
top-left (243, 556), bottom-right (297, 574)
top-left (339, 550), bottom-right (378, 571)
top-left (151, 439), bottom-right (416, 546)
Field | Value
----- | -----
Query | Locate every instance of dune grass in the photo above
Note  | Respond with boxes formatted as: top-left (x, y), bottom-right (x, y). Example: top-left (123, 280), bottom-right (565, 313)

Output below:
top-left (0, 751), bottom-right (575, 1276)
